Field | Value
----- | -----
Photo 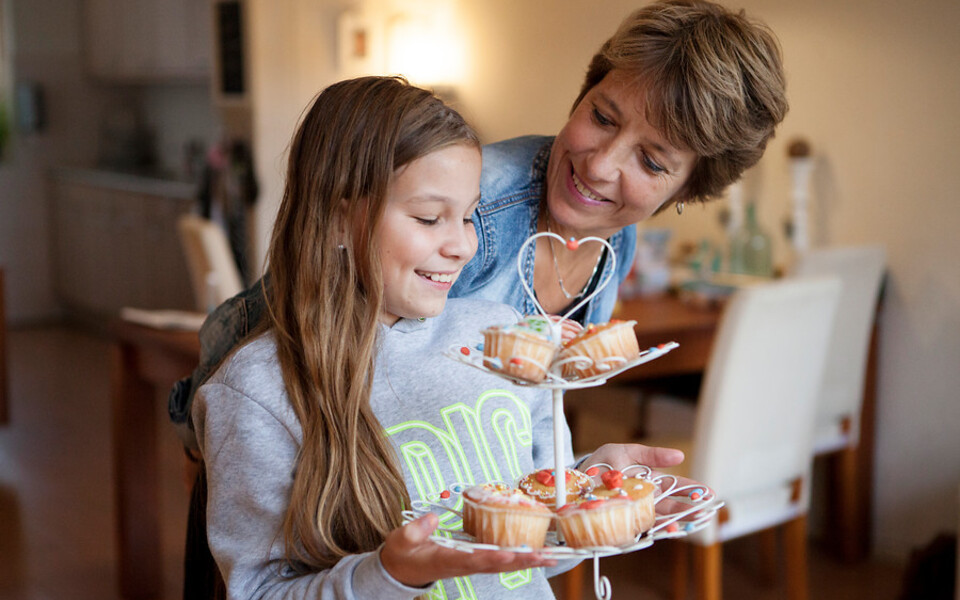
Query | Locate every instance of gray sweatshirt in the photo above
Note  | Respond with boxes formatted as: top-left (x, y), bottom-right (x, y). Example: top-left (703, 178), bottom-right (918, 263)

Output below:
top-left (193, 298), bottom-right (576, 599)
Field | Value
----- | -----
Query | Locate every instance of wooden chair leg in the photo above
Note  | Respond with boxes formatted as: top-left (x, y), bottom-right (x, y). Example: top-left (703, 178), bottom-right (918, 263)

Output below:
top-left (672, 540), bottom-right (689, 600)
top-left (834, 444), bottom-right (865, 562)
top-left (758, 528), bottom-right (779, 585)
top-left (782, 515), bottom-right (809, 600)
top-left (693, 542), bottom-right (722, 600)
top-left (561, 561), bottom-right (584, 600)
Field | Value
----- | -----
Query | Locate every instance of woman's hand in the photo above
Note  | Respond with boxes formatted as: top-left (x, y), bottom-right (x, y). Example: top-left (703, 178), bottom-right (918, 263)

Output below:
top-left (579, 442), bottom-right (684, 472)
top-left (579, 443), bottom-right (711, 517)
top-left (380, 514), bottom-right (557, 588)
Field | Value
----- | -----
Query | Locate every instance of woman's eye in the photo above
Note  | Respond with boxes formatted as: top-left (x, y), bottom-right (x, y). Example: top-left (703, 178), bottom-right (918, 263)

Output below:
top-left (414, 216), bottom-right (439, 225)
top-left (643, 154), bottom-right (667, 175)
top-left (592, 107), bottom-right (613, 127)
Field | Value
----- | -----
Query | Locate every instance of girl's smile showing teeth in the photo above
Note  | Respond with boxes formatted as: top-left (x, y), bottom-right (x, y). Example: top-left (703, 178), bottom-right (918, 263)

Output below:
top-left (419, 271), bottom-right (458, 284)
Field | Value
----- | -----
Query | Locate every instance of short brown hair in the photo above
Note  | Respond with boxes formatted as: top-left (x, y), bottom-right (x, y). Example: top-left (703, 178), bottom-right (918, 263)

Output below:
top-left (573, 0), bottom-right (788, 205)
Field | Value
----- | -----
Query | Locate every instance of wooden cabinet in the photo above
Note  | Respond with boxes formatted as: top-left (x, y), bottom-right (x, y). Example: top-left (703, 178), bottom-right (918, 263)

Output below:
top-left (84, 0), bottom-right (212, 81)
top-left (50, 170), bottom-right (196, 317)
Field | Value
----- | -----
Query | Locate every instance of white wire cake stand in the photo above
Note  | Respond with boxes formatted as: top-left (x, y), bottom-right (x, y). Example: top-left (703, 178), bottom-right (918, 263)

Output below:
top-left (420, 232), bottom-right (724, 599)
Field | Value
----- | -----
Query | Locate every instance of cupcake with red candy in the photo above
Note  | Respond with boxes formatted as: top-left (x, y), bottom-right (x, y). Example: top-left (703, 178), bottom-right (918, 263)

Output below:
top-left (481, 316), bottom-right (560, 382)
top-left (461, 483), bottom-right (553, 548)
top-left (588, 468), bottom-right (657, 536)
top-left (555, 496), bottom-right (640, 548)
top-left (518, 468), bottom-right (594, 507)
top-left (556, 320), bottom-right (640, 379)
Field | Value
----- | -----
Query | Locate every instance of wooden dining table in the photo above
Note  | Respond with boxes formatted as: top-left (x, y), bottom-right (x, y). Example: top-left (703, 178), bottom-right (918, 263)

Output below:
top-left (108, 291), bottom-right (876, 597)
top-left (111, 319), bottom-right (200, 599)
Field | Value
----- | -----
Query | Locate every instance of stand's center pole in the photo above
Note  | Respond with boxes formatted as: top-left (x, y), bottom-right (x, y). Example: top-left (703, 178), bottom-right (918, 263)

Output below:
top-left (552, 387), bottom-right (566, 512)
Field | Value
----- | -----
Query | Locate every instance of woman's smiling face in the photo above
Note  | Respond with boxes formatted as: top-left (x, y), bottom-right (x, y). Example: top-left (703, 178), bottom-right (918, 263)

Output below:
top-left (546, 69), bottom-right (698, 239)
top-left (378, 143), bottom-right (481, 326)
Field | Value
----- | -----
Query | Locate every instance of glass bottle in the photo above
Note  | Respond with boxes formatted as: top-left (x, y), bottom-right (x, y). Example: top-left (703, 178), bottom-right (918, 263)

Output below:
top-left (728, 202), bottom-right (773, 277)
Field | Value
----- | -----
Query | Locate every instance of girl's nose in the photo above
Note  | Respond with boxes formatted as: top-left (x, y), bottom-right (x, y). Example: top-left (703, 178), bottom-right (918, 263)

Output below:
top-left (441, 223), bottom-right (477, 261)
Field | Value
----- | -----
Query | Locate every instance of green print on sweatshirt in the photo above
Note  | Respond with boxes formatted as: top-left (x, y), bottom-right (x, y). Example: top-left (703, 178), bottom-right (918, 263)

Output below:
top-left (385, 388), bottom-right (536, 599)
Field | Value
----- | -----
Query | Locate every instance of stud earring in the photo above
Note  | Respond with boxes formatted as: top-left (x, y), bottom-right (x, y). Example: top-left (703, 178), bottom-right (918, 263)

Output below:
top-left (676, 200), bottom-right (684, 215)
top-left (337, 244), bottom-right (346, 250)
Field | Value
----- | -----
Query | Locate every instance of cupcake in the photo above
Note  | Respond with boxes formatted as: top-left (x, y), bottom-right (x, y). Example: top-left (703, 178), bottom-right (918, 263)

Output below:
top-left (518, 468), bottom-right (594, 507)
top-left (556, 496), bottom-right (640, 548)
top-left (461, 483), bottom-right (553, 548)
top-left (556, 320), bottom-right (640, 379)
top-left (482, 316), bottom-right (560, 382)
top-left (588, 469), bottom-right (657, 536)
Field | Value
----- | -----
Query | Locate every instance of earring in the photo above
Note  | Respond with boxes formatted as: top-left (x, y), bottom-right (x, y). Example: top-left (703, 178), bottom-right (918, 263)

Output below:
top-left (676, 200), bottom-right (684, 215)
top-left (337, 244), bottom-right (346, 250)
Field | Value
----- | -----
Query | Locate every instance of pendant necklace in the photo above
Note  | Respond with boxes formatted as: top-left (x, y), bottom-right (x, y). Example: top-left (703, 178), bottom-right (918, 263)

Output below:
top-left (545, 213), bottom-right (604, 300)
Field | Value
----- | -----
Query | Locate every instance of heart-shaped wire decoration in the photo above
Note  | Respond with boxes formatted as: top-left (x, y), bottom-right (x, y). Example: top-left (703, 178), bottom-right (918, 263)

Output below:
top-left (517, 232), bottom-right (617, 342)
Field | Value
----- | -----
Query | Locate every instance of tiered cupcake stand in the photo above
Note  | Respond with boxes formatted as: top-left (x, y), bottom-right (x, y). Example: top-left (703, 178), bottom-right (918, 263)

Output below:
top-left (402, 233), bottom-right (723, 600)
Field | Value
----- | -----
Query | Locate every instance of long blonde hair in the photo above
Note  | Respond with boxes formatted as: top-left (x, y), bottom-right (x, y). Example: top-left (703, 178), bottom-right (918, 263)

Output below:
top-left (265, 76), bottom-right (479, 571)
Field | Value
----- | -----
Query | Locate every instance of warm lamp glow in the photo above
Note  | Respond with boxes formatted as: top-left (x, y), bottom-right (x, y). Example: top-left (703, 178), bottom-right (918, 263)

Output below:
top-left (386, 11), bottom-right (463, 88)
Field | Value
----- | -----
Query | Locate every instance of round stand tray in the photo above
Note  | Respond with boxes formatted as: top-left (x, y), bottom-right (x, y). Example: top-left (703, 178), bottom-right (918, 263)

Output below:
top-left (402, 465), bottom-right (723, 600)
top-left (446, 340), bottom-right (680, 389)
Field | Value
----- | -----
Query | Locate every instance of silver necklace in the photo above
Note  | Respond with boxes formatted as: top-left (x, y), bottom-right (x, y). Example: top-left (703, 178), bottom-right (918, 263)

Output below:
top-left (545, 221), bottom-right (604, 300)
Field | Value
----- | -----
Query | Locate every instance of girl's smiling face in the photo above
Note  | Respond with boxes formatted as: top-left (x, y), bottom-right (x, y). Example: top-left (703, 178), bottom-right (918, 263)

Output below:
top-left (378, 143), bottom-right (481, 325)
top-left (546, 69), bottom-right (698, 239)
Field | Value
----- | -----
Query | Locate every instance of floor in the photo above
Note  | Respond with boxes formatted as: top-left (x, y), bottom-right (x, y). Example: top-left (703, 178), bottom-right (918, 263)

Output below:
top-left (0, 324), bottom-right (906, 600)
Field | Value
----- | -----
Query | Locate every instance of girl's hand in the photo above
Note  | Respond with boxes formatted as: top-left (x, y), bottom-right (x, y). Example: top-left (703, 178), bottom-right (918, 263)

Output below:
top-left (380, 513), bottom-right (557, 588)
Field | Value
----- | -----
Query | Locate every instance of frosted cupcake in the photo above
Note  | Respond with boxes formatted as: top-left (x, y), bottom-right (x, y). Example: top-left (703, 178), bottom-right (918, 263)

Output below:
top-left (482, 316), bottom-right (560, 382)
top-left (556, 496), bottom-right (640, 548)
top-left (589, 469), bottom-right (657, 536)
top-left (461, 483), bottom-right (553, 548)
top-left (518, 468), bottom-right (594, 507)
top-left (557, 320), bottom-right (640, 379)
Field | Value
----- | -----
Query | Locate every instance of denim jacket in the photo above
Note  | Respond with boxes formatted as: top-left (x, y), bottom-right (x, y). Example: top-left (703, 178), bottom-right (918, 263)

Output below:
top-left (450, 135), bottom-right (636, 325)
top-left (169, 135), bottom-right (637, 448)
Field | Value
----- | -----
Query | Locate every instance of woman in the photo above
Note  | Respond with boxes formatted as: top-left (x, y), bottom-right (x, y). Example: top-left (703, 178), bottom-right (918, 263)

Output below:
top-left (452, 0), bottom-right (787, 323)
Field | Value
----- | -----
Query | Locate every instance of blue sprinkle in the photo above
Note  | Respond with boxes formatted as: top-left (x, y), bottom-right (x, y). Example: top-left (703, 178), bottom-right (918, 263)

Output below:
top-left (490, 357), bottom-right (503, 369)
top-left (648, 347), bottom-right (659, 353)
top-left (684, 523), bottom-right (695, 532)
top-left (476, 343), bottom-right (484, 351)
top-left (690, 488), bottom-right (705, 498)
top-left (451, 484), bottom-right (463, 492)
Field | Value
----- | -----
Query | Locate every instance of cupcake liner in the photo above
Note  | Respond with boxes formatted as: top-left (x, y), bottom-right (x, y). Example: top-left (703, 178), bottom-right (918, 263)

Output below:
top-left (557, 499), bottom-right (638, 548)
top-left (462, 496), bottom-right (552, 548)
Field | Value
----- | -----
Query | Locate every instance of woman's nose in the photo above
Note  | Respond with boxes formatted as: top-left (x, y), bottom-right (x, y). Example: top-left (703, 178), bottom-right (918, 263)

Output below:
top-left (584, 140), bottom-right (626, 183)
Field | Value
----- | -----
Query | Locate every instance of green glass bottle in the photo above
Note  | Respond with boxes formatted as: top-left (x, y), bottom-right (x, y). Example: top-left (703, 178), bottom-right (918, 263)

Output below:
top-left (728, 202), bottom-right (773, 277)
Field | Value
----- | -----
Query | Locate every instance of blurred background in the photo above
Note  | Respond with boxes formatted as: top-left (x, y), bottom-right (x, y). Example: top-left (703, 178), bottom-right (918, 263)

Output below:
top-left (0, 0), bottom-right (958, 597)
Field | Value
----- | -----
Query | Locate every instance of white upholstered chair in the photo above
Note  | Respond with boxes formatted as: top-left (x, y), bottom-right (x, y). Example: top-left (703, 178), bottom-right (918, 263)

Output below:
top-left (789, 244), bottom-right (885, 561)
top-left (644, 276), bottom-right (841, 600)
top-left (177, 214), bottom-right (244, 313)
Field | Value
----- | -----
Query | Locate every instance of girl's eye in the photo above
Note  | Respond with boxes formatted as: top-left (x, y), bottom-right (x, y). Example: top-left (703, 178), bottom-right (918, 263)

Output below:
top-left (463, 214), bottom-right (475, 225)
top-left (414, 216), bottom-right (439, 225)
top-left (592, 107), bottom-right (613, 127)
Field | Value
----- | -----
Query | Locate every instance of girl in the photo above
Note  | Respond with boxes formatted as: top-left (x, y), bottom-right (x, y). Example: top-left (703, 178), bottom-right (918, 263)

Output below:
top-left (193, 76), bottom-right (574, 599)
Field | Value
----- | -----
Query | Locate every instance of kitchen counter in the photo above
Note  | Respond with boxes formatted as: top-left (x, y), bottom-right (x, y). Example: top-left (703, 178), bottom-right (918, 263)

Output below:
top-left (53, 166), bottom-right (199, 201)
top-left (48, 168), bottom-right (197, 318)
